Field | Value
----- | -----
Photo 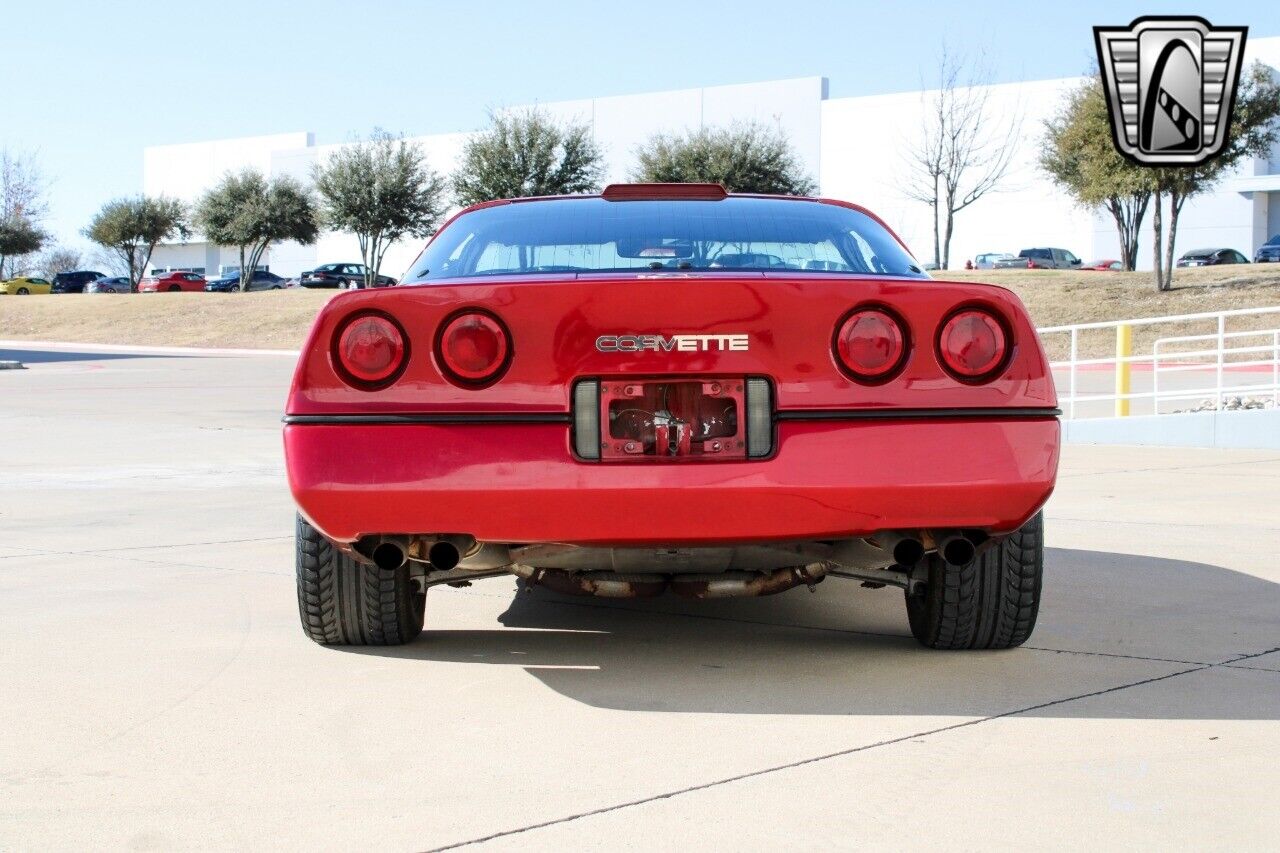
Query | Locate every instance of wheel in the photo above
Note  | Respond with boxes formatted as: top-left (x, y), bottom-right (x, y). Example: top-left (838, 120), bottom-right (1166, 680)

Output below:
top-left (295, 514), bottom-right (425, 646)
top-left (906, 512), bottom-right (1042, 650)
top-left (168, 285), bottom-right (181, 292)
top-left (102, 287), bottom-right (116, 293)
top-left (16, 287), bottom-right (29, 295)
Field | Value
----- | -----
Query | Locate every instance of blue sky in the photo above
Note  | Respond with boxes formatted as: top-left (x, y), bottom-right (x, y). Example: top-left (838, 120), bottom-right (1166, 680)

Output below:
top-left (5, 0), bottom-right (1276, 253)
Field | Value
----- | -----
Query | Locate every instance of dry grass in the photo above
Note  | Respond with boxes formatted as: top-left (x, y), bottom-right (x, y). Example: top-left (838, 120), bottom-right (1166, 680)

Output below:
top-left (943, 265), bottom-right (1280, 360)
top-left (0, 289), bottom-right (338, 350)
top-left (1, 266), bottom-right (1279, 357)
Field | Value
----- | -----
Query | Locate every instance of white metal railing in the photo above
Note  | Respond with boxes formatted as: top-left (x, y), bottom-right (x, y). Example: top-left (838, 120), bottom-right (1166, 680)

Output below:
top-left (1036, 305), bottom-right (1280, 419)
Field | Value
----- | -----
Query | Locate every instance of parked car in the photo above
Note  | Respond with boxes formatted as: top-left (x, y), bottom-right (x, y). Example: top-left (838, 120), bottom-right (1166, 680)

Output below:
top-left (86, 276), bottom-right (131, 293)
top-left (1176, 248), bottom-right (1250, 268)
top-left (138, 271), bottom-right (208, 292)
top-left (0, 276), bottom-right (52, 295)
top-left (205, 270), bottom-right (288, 292)
top-left (1082, 259), bottom-right (1123, 271)
top-left (973, 252), bottom-right (1014, 269)
top-left (50, 270), bottom-right (106, 293)
top-left (1252, 236), bottom-right (1279, 263)
top-left (994, 248), bottom-right (1082, 270)
top-left (300, 263), bottom-right (396, 289)
top-left (284, 184), bottom-right (1058, 652)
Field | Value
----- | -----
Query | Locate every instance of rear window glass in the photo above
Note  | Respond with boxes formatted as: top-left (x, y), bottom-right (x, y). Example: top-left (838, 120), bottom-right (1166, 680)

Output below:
top-left (405, 196), bottom-right (925, 282)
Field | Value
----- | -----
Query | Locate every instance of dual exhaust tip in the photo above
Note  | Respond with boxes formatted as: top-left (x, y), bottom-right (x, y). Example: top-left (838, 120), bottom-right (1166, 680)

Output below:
top-left (367, 530), bottom-right (982, 574)
top-left (368, 537), bottom-right (466, 572)
top-left (881, 531), bottom-right (980, 569)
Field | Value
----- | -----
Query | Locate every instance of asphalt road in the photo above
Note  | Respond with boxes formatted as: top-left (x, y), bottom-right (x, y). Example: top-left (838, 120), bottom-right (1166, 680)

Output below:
top-left (2, 346), bottom-right (1278, 851)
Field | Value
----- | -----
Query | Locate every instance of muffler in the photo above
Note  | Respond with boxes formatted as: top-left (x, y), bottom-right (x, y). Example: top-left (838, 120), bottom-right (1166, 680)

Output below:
top-left (510, 565), bottom-right (667, 598)
top-left (669, 564), bottom-right (827, 599)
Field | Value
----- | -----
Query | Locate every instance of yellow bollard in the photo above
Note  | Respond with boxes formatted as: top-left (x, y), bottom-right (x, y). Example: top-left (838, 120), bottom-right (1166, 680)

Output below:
top-left (1115, 324), bottom-right (1132, 417)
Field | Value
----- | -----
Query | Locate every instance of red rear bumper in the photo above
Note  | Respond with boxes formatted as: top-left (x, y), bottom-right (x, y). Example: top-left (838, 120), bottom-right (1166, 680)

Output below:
top-left (284, 418), bottom-right (1059, 545)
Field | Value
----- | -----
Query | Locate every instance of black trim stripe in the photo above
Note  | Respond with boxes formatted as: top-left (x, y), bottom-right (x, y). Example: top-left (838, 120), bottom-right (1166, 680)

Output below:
top-left (777, 407), bottom-right (1061, 422)
top-left (282, 413), bottom-right (571, 426)
top-left (283, 407), bottom-right (1060, 426)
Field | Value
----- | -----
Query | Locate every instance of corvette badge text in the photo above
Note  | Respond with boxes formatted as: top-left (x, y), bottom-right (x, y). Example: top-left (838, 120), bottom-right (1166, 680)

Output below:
top-left (596, 334), bottom-right (750, 353)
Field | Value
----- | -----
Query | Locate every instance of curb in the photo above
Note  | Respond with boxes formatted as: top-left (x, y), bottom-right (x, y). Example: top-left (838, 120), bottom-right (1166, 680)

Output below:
top-left (0, 340), bottom-right (300, 358)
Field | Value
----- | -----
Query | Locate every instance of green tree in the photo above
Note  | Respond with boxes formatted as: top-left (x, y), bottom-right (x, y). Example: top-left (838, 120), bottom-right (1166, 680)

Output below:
top-left (194, 170), bottom-right (319, 291)
top-left (314, 130), bottom-right (447, 288)
top-left (453, 110), bottom-right (603, 206)
top-left (632, 121), bottom-right (816, 196)
top-left (1040, 77), bottom-right (1154, 271)
top-left (85, 196), bottom-right (189, 292)
top-left (1147, 63), bottom-right (1280, 290)
top-left (0, 216), bottom-right (46, 279)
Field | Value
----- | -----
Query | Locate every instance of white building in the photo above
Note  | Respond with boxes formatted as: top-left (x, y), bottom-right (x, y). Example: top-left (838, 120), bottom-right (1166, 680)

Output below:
top-left (145, 37), bottom-right (1280, 278)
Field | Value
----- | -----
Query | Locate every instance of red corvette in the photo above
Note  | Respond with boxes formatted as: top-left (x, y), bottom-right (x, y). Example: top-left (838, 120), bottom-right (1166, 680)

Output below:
top-left (285, 184), bottom-right (1059, 650)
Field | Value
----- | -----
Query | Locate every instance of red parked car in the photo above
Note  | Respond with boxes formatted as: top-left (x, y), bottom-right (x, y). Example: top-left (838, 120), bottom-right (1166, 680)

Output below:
top-left (1082, 259), bottom-right (1123, 271)
top-left (285, 185), bottom-right (1059, 650)
top-left (138, 271), bottom-right (208, 292)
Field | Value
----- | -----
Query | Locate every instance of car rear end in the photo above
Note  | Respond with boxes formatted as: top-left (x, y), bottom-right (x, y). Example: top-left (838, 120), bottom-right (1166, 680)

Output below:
top-left (286, 190), bottom-right (1057, 543)
top-left (284, 188), bottom-right (1059, 650)
top-left (287, 273), bottom-right (1057, 544)
top-left (301, 269), bottom-right (342, 288)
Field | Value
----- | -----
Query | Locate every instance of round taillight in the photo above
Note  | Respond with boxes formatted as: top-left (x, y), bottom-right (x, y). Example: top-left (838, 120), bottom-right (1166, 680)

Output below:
top-left (834, 308), bottom-right (908, 381)
top-left (938, 309), bottom-right (1009, 381)
top-left (437, 311), bottom-right (510, 385)
top-left (333, 312), bottom-right (407, 388)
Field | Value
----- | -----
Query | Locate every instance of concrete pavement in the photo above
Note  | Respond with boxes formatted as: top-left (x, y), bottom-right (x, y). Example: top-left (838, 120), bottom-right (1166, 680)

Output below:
top-left (1, 346), bottom-right (1277, 851)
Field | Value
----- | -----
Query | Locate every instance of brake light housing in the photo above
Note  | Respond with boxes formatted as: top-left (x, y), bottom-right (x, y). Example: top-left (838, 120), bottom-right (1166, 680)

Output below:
top-left (936, 307), bottom-right (1011, 383)
top-left (331, 311), bottom-right (409, 390)
top-left (833, 306), bottom-right (909, 383)
top-left (435, 309), bottom-right (512, 387)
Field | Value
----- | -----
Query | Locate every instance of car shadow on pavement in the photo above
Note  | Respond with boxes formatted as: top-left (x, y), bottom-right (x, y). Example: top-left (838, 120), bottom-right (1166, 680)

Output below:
top-left (347, 547), bottom-right (1280, 718)
top-left (0, 348), bottom-right (187, 364)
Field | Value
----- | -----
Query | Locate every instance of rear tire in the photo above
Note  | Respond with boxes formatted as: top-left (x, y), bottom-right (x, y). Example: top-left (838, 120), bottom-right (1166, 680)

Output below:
top-left (16, 287), bottom-right (29, 295)
top-left (906, 512), bottom-right (1043, 650)
top-left (295, 515), bottom-right (425, 646)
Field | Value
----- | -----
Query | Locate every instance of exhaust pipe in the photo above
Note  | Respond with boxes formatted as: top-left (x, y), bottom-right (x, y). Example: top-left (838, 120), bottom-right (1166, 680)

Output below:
top-left (370, 536), bottom-right (409, 571)
top-left (937, 534), bottom-right (976, 568)
top-left (875, 533), bottom-right (925, 568)
top-left (427, 540), bottom-right (461, 571)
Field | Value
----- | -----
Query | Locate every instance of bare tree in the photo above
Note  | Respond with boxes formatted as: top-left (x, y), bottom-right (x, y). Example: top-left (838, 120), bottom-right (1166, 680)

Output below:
top-left (904, 48), bottom-right (1021, 269)
top-left (0, 149), bottom-right (49, 278)
top-left (37, 246), bottom-right (82, 278)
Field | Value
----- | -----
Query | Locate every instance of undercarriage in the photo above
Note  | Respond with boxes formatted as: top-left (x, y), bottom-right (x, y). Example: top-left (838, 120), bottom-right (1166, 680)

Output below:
top-left (348, 530), bottom-right (995, 599)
